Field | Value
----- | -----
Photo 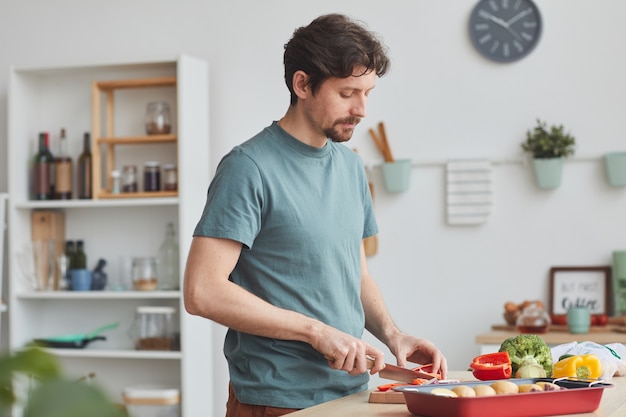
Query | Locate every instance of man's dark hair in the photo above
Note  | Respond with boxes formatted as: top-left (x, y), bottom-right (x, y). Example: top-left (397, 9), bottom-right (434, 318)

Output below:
top-left (284, 14), bottom-right (390, 105)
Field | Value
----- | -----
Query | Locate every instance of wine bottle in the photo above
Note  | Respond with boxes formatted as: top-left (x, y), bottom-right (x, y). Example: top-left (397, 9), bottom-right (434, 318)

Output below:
top-left (54, 128), bottom-right (73, 199)
top-left (45, 132), bottom-right (56, 198)
top-left (77, 132), bottom-right (92, 199)
top-left (64, 240), bottom-right (76, 289)
top-left (33, 132), bottom-right (54, 200)
top-left (75, 240), bottom-right (87, 269)
top-left (158, 222), bottom-right (180, 290)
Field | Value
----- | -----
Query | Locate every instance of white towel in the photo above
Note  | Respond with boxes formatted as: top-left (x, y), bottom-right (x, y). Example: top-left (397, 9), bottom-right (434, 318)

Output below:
top-left (446, 159), bottom-right (493, 225)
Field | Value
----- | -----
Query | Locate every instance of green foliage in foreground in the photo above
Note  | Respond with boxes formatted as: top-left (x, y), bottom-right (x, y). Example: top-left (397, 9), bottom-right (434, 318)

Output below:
top-left (0, 348), bottom-right (125, 417)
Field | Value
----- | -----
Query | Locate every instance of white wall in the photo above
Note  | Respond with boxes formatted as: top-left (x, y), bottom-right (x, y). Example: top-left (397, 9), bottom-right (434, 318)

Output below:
top-left (2, 1), bottom-right (626, 415)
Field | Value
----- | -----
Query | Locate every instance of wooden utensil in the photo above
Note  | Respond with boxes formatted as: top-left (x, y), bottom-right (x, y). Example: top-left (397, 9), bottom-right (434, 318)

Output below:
top-left (377, 122), bottom-right (394, 162)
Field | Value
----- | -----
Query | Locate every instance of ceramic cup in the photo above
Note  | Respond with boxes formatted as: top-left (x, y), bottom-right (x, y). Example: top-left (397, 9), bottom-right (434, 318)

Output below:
top-left (70, 269), bottom-right (92, 291)
top-left (567, 306), bottom-right (591, 334)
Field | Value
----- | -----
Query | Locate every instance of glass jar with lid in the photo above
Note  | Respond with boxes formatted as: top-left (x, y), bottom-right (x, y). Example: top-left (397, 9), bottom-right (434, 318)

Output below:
top-left (143, 161), bottom-right (161, 192)
top-left (516, 302), bottom-right (550, 334)
top-left (145, 101), bottom-right (171, 135)
top-left (129, 306), bottom-right (177, 350)
top-left (162, 164), bottom-right (177, 191)
top-left (122, 165), bottom-right (138, 192)
top-left (131, 257), bottom-right (158, 291)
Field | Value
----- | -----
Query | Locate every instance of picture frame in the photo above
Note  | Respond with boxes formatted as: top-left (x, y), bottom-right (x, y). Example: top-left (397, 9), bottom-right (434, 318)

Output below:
top-left (549, 266), bottom-right (611, 316)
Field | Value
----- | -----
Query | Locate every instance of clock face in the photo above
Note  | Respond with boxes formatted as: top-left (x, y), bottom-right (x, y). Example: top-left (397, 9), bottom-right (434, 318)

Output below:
top-left (469, 0), bottom-right (542, 63)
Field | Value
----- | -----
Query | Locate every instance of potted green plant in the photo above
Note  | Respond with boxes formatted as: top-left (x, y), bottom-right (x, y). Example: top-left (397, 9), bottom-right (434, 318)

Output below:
top-left (0, 348), bottom-right (125, 417)
top-left (521, 119), bottom-right (576, 189)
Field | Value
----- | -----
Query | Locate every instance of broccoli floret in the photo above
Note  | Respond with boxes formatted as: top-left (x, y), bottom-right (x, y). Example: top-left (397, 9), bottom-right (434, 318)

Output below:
top-left (498, 334), bottom-right (552, 377)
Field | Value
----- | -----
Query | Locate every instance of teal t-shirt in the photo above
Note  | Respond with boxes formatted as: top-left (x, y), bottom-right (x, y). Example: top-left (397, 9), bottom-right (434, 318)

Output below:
top-left (193, 122), bottom-right (378, 408)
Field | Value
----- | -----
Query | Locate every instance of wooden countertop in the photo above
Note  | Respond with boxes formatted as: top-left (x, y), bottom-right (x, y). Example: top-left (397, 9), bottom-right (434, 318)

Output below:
top-left (476, 328), bottom-right (626, 345)
top-left (289, 372), bottom-right (626, 417)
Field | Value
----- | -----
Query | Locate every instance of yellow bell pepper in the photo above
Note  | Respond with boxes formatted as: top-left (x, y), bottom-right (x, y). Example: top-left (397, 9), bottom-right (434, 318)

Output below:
top-left (552, 354), bottom-right (602, 379)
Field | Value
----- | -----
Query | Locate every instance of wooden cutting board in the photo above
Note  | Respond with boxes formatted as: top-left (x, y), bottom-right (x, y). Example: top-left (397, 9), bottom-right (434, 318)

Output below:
top-left (368, 390), bottom-right (405, 404)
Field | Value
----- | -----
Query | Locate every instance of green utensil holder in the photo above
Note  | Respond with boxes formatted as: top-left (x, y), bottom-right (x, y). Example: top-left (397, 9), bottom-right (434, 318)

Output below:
top-left (604, 152), bottom-right (626, 187)
top-left (381, 159), bottom-right (411, 193)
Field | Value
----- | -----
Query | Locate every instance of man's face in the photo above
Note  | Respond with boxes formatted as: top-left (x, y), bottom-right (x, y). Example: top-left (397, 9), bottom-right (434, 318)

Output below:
top-left (304, 66), bottom-right (377, 143)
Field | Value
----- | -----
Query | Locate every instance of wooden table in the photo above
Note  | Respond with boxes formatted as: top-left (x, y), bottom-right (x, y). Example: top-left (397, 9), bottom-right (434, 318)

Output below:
top-left (289, 372), bottom-right (626, 417)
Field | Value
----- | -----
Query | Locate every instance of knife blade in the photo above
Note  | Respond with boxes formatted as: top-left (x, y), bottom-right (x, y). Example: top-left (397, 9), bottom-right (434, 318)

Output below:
top-left (366, 359), bottom-right (440, 383)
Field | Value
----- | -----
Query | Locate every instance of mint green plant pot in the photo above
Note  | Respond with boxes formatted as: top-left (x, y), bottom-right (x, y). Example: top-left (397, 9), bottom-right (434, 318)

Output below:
top-left (533, 158), bottom-right (562, 189)
top-left (604, 152), bottom-right (626, 187)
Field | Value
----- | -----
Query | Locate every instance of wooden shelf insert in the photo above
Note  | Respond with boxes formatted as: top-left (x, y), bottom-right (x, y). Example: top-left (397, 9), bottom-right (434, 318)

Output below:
top-left (92, 76), bottom-right (178, 200)
top-left (97, 191), bottom-right (178, 199)
top-left (97, 134), bottom-right (177, 145)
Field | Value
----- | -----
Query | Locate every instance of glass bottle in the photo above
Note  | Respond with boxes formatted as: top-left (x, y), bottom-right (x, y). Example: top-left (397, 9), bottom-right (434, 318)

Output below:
top-left (158, 222), bottom-right (179, 290)
top-left (77, 132), bottom-right (92, 199)
top-left (74, 240), bottom-right (87, 269)
top-left (54, 128), bottom-right (73, 199)
top-left (111, 170), bottom-right (121, 194)
top-left (33, 132), bottom-right (54, 200)
top-left (64, 240), bottom-right (76, 289)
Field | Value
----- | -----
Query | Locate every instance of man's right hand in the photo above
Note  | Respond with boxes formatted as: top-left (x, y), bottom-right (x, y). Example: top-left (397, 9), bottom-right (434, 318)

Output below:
top-left (312, 322), bottom-right (385, 375)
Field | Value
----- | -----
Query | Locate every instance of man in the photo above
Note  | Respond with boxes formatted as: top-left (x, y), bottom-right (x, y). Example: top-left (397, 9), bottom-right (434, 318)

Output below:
top-left (184, 13), bottom-right (447, 416)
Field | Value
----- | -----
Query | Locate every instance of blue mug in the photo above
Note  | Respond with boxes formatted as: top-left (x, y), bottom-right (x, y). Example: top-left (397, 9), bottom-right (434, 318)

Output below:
top-left (70, 269), bottom-right (92, 291)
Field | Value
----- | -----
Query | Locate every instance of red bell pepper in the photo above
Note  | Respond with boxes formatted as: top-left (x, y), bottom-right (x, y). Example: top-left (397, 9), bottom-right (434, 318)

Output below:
top-left (469, 351), bottom-right (512, 380)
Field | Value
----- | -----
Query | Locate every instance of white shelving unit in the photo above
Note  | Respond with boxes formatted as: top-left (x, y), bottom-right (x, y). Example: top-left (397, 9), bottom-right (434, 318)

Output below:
top-left (1, 193), bottom-right (8, 320)
top-left (7, 56), bottom-right (214, 416)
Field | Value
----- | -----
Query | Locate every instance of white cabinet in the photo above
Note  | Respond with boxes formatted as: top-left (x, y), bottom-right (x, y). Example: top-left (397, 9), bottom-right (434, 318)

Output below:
top-left (7, 56), bottom-right (215, 416)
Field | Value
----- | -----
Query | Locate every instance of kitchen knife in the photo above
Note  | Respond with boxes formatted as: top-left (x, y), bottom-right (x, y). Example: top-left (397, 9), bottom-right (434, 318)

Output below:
top-left (366, 358), bottom-right (440, 383)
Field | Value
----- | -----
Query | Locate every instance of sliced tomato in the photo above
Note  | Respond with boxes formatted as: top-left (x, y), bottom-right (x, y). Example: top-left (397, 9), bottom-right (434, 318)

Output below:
top-left (469, 352), bottom-right (512, 380)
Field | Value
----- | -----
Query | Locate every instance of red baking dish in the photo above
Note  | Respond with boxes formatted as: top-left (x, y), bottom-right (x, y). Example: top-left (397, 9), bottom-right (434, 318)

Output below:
top-left (393, 378), bottom-right (612, 417)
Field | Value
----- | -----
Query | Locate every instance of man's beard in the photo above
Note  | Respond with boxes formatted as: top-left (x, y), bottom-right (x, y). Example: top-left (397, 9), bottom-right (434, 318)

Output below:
top-left (324, 117), bottom-right (361, 143)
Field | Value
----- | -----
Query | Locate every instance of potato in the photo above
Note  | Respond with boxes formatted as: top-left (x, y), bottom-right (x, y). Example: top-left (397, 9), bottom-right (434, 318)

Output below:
top-left (451, 385), bottom-right (476, 397)
top-left (518, 383), bottom-right (543, 393)
top-left (536, 382), bottom-right (562, 391)
top-left (430, 388), bottom-right (458, 397)
top-left (473, 385), bottom-right (497, 396)
top-left (490, 380), bottom-right (519, 395)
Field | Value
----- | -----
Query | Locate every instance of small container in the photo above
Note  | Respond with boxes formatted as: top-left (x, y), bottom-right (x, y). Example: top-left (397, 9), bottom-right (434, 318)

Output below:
top-left (163, 164), bottom-right (177, 191)
top-left (132, 257), bottom-right (158, 291)
top-left (130, 306), bottom-right (176, 351)
top-left (122, 165), bottom-right (138, 192)
top-left (111, 170), bottom-right (121, 194)
top-left (516, 302), bottom-right (550, 334)
top-left (144, 162), bottom-right (161, 192)
top-left (123, 385), bottom-right (180, 417)
top-left (145, 101), bottom-right (171, 135)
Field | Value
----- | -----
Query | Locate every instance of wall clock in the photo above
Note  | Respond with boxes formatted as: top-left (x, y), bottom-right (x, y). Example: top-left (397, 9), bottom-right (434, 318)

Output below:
top-left (468, 0), bottom-right (542, 63)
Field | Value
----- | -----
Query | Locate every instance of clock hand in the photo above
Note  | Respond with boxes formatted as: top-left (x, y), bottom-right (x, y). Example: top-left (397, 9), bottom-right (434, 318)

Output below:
top-left (487, 15), bottom-right (510, 28)
top-left (488, 15), bottom-right (523, 42)
top-left (481, 10), bottom-right (524, 42)
top-left (506, 8), bottom-right (532, 26)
